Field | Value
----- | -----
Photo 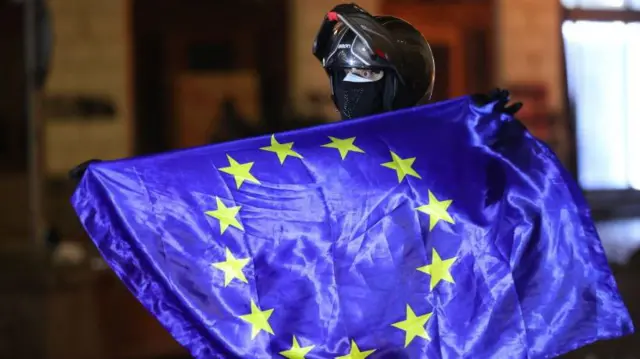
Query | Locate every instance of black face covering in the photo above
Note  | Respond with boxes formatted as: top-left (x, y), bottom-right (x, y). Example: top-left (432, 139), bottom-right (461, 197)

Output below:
top-left (334, 77), bottom-right (385, 120)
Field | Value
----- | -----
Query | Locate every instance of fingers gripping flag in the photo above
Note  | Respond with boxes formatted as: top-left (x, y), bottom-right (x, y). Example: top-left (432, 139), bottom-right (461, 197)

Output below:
top-left (72, 96), bottom-right (633, 358)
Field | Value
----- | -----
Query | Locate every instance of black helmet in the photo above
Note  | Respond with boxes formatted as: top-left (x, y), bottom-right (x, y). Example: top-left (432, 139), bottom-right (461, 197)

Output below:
top-left (313, 3), bottom-right (435, 117)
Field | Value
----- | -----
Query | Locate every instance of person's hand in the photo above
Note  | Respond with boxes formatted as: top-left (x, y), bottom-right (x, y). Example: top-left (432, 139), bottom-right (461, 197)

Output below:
top-left (68, 159), bottom-right (102, 183)
top-left (473, 89), bottom-right (528, 152)
top-left (471, 88), bottom-right (523, 115)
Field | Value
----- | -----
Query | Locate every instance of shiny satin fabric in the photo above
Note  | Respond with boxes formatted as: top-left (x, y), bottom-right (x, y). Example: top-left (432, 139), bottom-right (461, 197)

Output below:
top-left (71, 96), bottom-right (633, 359)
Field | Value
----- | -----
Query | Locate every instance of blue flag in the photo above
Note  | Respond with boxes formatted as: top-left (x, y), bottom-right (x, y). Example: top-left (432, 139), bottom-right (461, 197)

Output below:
top-left (72, 96), bottom-right (633, 358)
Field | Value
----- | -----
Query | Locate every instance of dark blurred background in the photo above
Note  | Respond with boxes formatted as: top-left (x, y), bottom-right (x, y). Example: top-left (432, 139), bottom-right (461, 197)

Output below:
top-left (1, 0), bottom-right (639, 357)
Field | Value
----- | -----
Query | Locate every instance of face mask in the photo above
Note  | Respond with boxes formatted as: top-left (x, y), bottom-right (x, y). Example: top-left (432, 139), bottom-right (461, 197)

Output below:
top-left (333, 70), bottom-right (385, 120)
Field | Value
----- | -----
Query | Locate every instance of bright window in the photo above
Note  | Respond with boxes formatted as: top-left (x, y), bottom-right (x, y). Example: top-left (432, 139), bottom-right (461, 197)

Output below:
top-left (562, 0), bottom-right (640, 10)
top-left (562, 6), bottom-right (640, 190)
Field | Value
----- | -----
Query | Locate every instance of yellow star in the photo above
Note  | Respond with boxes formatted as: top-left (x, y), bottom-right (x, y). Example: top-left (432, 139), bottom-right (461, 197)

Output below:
top-left (260, 134), bottom-right (303, 164)
top-left (205, 197), bottom-right (243, 234)
top-left (218, 154), bottom-right (260, 189)
top-left (335, 340), bottom-right (376, 359)
top-left (416, 190), bottom-right (455, 230)
top-left (279, 335), bottom-right (315, 359)
top-left (417, 248), bottom-right (457, 290)
top-left (391, 305), bottom-right (433, 347)
top-left (212, 248), bottom-right (250, 286)
top-left (239, 300), bottom-right (275, 339)
top-left (381, 151), bottom-right (422, 183)
top-left (321, 136), bottom-right (365, 159)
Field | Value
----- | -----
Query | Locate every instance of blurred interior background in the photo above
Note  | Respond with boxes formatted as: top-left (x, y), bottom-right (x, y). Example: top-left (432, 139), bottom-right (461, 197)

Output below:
top-left (0, 0), bottom-right (639, 358)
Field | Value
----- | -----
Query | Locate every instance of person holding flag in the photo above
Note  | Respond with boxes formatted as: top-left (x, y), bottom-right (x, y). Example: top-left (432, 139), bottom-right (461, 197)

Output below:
top-left (69, 3), bottom-right (633, 358)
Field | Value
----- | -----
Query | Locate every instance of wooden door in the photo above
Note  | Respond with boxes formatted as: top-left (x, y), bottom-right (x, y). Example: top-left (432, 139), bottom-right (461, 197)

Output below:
top-left (172, 72), bottom-right (261, 149)
top-left (165, 30), bottom-right (260, 149)
top-left (133, 0), bottom-right (289, 155)
top-left (417, 24), bottom-right (467, 101)
top-left (382, 1), bottom-right (495, 100)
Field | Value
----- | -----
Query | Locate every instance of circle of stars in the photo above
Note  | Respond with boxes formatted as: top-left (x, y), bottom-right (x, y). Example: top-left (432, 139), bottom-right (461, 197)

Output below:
top-left (201, 133), bottom-right (458, 357)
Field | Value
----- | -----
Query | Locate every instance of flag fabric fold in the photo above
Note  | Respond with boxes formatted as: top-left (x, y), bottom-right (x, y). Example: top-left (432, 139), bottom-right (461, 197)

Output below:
top-left (72, 96), bottom-right (633, 359)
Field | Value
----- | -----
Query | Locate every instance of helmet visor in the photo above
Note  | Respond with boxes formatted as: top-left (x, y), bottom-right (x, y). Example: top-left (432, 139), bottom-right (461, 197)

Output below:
top-left (313, 6), bottom-right (400, 74)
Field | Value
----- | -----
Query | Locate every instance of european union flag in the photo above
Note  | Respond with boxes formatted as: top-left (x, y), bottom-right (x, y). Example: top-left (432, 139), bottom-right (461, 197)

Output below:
top-left (72, 96), bottom-right (633, 358)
